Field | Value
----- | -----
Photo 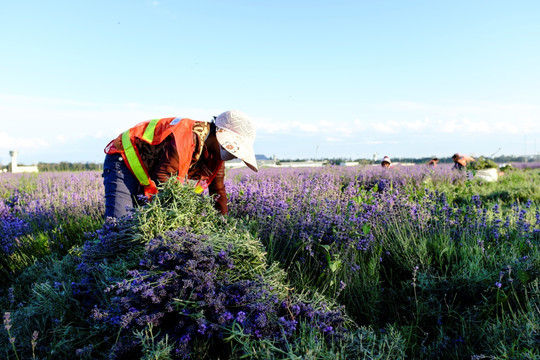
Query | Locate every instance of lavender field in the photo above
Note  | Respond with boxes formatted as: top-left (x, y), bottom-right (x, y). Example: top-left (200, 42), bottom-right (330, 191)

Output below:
top-left (1, 165), bottom-right (539, 359)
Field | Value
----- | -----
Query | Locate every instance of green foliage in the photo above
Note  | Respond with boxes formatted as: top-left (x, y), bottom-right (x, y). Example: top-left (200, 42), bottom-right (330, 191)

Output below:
top-left (0, 213), bottom-right (103, 289)
top-left (135, 181), bottom-right (288, 291)
top-left (134, 324), bottom-right (174, 360)
top-left (499, 163), bottom-right (515, 172)
top-left (1, 179), bottom-right (351, 359)
top-left (0, 254), bottom-right (90, 359)
top-left (366, 201), bottom-right (540, 359)
top-left (468, 156), bottom-right (499, 170)
top-left (37, 162), bottom-right (103, 172)
top-left (226, 322), bottom-right (406, 360)
top-left (423, 169), bottom-right (540, 206)
top-left (2, 169), bottom-right (540, 359)
top-left (245, 168), bottom-right (539, 359)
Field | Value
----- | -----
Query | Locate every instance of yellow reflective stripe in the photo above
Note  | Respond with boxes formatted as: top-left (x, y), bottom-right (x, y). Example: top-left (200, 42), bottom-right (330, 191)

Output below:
top-left (142, 118), bottom-right (159, 143)
top-left (122, 130), bottom-right (150, 186)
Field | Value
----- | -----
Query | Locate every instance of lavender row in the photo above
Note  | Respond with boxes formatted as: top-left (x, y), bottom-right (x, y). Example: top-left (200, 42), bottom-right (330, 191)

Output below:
top-left (225, 165), bottom-right (539, 276)
top-left (0, 172), bottom-right (104, 277)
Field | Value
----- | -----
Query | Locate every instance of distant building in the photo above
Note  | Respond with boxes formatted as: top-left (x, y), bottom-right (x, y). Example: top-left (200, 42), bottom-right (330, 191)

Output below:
top-left (340, 161), bottom-right (360, 167)
top-left (225, 154), bottom-right (275, 169)
top-left (276, 160), bottom-right (325, 168)
top-left (9, 151), bottom-right (39, 173)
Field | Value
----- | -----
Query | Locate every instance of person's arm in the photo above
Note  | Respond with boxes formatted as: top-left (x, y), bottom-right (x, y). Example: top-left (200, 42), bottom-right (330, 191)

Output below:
top-left (208, 162), bottom-right (228, 214)
top-left (154, 139), bottom-right (180, 183)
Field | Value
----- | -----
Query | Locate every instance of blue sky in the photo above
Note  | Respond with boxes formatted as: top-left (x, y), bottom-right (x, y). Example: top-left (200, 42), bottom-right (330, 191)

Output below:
top-left (1, 0), bottom-right (539, 165)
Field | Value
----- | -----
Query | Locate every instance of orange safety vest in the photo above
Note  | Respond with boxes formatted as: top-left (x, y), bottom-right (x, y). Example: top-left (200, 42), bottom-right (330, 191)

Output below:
top-left (105, 117), bottom-right (221, 199)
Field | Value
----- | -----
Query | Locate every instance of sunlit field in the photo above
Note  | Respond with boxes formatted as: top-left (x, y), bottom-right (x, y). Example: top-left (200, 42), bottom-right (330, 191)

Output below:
top-left (1, 164), bottom-right (539, 359)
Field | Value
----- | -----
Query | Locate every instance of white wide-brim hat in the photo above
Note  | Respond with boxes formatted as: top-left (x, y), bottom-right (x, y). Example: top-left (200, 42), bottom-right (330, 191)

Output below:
top-left (215, 110), bottom-right (258, 172)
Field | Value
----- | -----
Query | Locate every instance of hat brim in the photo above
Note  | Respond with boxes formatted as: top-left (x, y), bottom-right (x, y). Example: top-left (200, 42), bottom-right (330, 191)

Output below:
top-left (216, 127), bottom-right (258, 172)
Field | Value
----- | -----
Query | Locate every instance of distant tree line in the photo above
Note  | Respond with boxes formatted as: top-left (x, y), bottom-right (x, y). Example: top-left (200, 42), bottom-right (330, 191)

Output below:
top-left (1, 155), bottom-right (537, 173)
top-left (37, 162), bottom-right (103, 172)
top-left (280, 154), bottom-right (539, 165)
top-left (386, 155), bottom-right (537, 165)
top-left (0, 162), bottom-right (103, 172)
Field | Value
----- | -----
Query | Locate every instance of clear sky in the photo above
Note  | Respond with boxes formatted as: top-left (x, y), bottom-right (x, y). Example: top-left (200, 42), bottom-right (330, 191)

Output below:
top-left (1, 0), bottom-right (539, 165)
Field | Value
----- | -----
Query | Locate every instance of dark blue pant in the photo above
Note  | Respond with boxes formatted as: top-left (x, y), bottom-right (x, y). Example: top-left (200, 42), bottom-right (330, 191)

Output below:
top-left (102, 154), bottom-right (141, 218)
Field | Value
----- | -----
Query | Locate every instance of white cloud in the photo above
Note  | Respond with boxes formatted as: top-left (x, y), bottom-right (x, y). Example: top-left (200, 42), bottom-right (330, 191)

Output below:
top-left (55, 135), bottom-right (67, 144)
top-left (325, 137), bottom-right (343, 142)
top-left (1, 93), bottom-right (539, 162)
top-left (257, 99), bottom-right (539, 143)
top-left (365, 140), bottom-right (383, 145)
top-left (370, 121), bottom-right (400, 134)
top-left (0, 93), bottom-right (97, 107)
top-left (353, 100), bottom-right (540, 137)
top-left (257, 120), bottom-right (295, 133)
top-left (405, 118), bottom-right (431, 131)
top-left (0, 132), bottom-right (50, 151)
top-left (0, 93), bottom-right (222, 140)
top-left (439, 119), bottom-right (458, 134)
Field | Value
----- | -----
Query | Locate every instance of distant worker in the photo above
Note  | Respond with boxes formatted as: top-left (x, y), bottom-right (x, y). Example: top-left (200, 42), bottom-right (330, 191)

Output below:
top-left (102, 110), bottom-right (258, 218)
top-left (381, 156), bottom-right (392, 168)
top-left (428, 157), bottom-right (439, 167)
top-left (452, 153), bottom-right (474, 171)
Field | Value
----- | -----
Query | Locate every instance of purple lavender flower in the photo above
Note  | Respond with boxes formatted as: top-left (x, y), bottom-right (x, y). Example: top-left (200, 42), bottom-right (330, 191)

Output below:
top-left (3, 312), bottom-right (12, 331)
top-left (235, 311), bottom-right (246, 324)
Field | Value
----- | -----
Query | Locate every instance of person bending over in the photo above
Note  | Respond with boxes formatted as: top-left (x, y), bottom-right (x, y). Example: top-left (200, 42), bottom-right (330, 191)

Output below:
top-left (452, 153), bottom-right (474, 171)
top-left (102, 110), bottom-right (258, 218)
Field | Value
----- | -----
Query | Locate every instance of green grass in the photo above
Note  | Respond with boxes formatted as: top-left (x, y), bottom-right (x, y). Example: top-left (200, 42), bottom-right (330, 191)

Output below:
top-left (428, 169), bottom-right (540, 206)
top-left (1, 169), bottom-right (539, 359)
